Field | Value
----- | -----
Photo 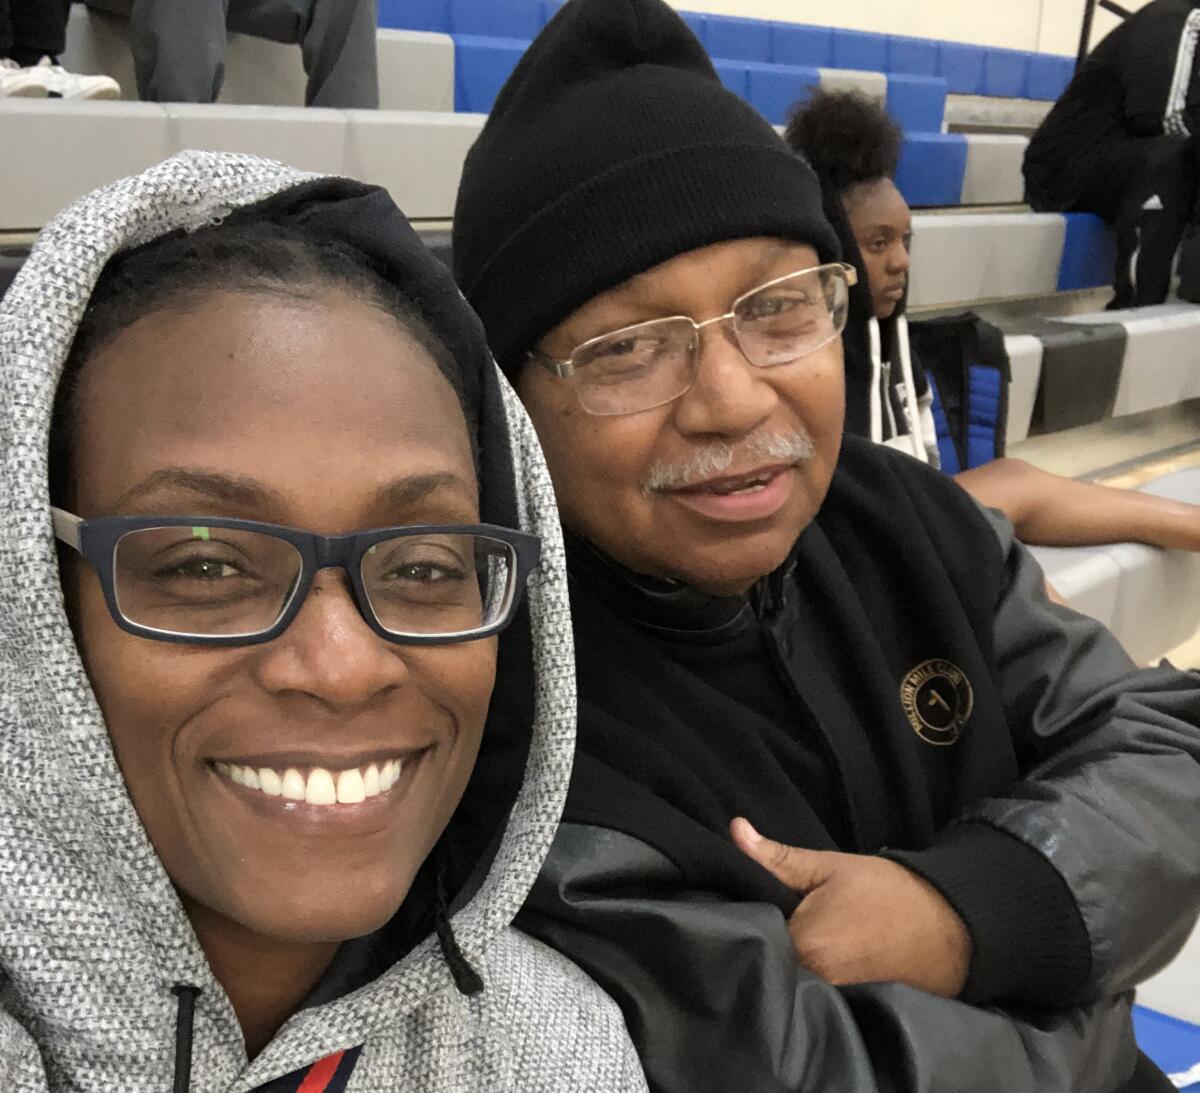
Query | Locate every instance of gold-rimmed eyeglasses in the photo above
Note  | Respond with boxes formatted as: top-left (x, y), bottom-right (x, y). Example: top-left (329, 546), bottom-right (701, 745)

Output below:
top-left (528, 262), bottom-right (857, 417)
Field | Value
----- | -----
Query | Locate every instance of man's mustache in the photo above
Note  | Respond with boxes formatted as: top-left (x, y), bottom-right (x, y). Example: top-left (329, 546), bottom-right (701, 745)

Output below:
top-left (642, 430), bottom-right (815, 494)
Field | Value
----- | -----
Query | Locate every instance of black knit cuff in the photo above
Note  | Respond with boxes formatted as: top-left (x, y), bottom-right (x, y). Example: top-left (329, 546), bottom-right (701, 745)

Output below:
top-left (884, 821), bottom-right (1093, 1007)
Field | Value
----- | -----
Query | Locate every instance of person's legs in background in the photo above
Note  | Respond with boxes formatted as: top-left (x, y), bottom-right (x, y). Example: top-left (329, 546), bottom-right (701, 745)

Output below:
top-left (225, 0), bottom-right (378, 108)
top-left (98, 0), bottom-right (229, 102)
top-left (1108, 136), bottom-right (1196, 309)
top-left (1, 0), bottom-right (119, 98)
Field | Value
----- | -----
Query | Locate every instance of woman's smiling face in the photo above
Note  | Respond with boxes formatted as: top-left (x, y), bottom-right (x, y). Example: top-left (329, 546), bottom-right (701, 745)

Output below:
top-left (62, 287), bottom-right (495, 945)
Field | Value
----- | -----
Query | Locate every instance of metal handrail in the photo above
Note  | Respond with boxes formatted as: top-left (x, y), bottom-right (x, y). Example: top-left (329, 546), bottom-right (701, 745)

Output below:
top-left (1077, 0), bottom-right (1134, 69)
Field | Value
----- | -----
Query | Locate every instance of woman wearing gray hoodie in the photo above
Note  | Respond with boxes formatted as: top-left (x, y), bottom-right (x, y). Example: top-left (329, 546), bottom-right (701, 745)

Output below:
top-left (0, 150), bottom-right (647, 1092)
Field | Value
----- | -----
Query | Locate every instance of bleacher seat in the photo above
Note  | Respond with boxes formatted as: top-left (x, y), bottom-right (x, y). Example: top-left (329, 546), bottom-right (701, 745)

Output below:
top-left (453, 35), bottom-right (525, 113)
top-left (1002, 334), bottom-right (1044, 447)
top-left (1025, 319), bottom-right (1128, 433)
top-left (0, 99), bottom-right (485, 225)
top-left (1059, 304), bottom-right (1200, 419)
top-left (908, 211), bottom-right (1066, 307)
top-left (959, 134), bottom-right (1027, 205)
top-left (1030, 468), bottom-right (1200, 665)
top-left (1058, 213), bottom-right (1118, 291)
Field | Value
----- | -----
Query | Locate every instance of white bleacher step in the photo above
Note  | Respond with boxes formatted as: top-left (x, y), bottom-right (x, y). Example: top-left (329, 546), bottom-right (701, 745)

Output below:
top-left (1003, 333), bottom-right (1043, 447)
top-left (61, 5), bottom-right (454, 111)
top-left (1030, 467), bottom-right (1200, 665)
top-left (960, 134), bottom-right (1028, 206)
top-left (945, 94), bottom-right (1052, 135)
top-left (1057, 304), bottom-right (1200, 420)
top-left (908, 210), bottom-right (1066, 309)
top-left (0, 99), bottom-right (484, 228)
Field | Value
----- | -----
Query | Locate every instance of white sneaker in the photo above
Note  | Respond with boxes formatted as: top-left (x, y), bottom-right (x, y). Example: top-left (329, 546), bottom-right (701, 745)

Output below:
top-left (32, 56), bottom-right (121, 100)
top-left (0, 57), bottom-right (49, 97)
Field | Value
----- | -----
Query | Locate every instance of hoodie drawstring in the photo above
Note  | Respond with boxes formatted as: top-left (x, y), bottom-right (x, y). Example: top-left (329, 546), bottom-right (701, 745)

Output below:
top-left (868, 318), bottom-right (884, 444)
top-left (895, 315), bottom-right (930, 465)
top-left (434, 868), bottom-right (484, 997)
top-left (171, 984), bottom-right (201, 1093)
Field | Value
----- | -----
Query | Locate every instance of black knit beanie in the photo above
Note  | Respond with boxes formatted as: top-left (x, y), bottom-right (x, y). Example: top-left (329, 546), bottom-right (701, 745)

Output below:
top-left (452, 0), bottom-right (842, 375)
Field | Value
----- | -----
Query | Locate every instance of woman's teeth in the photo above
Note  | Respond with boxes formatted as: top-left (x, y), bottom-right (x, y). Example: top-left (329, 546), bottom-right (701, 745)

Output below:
top-left (215, 759), bottom-right (404, 806)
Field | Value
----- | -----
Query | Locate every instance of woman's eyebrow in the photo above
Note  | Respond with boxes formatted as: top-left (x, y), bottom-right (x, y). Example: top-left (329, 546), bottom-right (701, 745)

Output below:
top-left (113, 468), bottom-right (281, 511)
top-left (112, 469), bottom-right (477, 516)
top-left (371, 472), bottom-right (478, 512)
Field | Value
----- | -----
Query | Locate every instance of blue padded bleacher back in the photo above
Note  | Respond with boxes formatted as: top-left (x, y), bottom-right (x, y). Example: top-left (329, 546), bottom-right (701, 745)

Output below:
top-left (713, 59), bottom-right (749, 99)
top-left (678, 12), bottom-right (708, 45)
top-left (705, 14), bottom-right (771, 63)
top-left (938, 42), bottom-right (986, 95)
top-left (983, 48), bottom-right (1029, 98)
top-left (540, 0), bottom-right (566, 26)
top-left (747, 63), bottom-right (820, 126)
top-left (377, 0), bottom-right (449, 33)
top-left (1133, 1007), bottom-right (1200, 1082)
top-left (886, 74), bottom-right (948, 134)
top-left (888, 36), bottom-right (939, 78)
top-left (1026, 54), bottom-right (1073, 101)
top-left (1058, 214), bottom-right (1117, 292)
top-left (832, 28), bottom-right (888, 72)
top-left (450, 0), bottom-right (540, 38)
top-left (895, 133), bottom-right (968, 207)
top-left (771, 23), bottom-right (833, 67)
top-left (454, 36), bottom-right (525, 113)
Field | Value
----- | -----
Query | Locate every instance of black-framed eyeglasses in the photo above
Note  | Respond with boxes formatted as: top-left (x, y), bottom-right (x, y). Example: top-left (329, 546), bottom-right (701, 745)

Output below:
top-left (51, 508), bottom-right (542, 647)
top-left (528, 262), bottom-right (858, 417)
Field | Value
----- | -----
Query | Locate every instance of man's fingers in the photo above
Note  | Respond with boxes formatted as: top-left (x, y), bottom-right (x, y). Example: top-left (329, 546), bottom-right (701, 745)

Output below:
top-left (730, 817), bottom-right (837, 893)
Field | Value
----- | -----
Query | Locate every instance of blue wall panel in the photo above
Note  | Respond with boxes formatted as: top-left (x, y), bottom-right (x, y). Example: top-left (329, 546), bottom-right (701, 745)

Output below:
top-left (888, 35), bottom-right (939, 77)
top-left (1057, 213), bottom-right (1116, 291)
top-left (983, 48), bottom-right (1030, 98)
top-left (886, 74), bottom-right (948, 134)
top-left (894, 133), bottom-right (968, 207)
top-left (706, 14), bottom-right (772, 62)
top-left (938, 41), bottom-right (986, 95)
top-left (377, 0), bottom-right (449, 32)
top-left (771, 23), bottom-right (833, 67)
top-left (831, 28), bottom-right (888, 73)
top-left (1026, 53), bottom-right (1073, 101)
top-left (746, 63), bottom-right (822, 125)
top-left (454, 36), bottom-right (527, 114)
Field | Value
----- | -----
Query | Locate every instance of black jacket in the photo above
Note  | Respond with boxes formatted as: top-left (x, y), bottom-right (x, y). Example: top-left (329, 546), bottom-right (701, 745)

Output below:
top-left (517, 436), bottom-right (1200, 1092)
top-left (1025, 0), bottom-right (1200, 209)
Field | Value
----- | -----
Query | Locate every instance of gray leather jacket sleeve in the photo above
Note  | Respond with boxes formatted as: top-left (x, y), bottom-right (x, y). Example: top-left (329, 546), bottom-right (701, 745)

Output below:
top-left (520, 823), bottom-right (1142, 1093)
top-left (959, 508), bottom-right (1200, 994)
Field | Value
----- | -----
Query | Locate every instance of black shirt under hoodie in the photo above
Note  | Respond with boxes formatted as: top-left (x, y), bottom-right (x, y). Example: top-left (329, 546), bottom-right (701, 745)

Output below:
top-left (518, 433), bottom-right (1198, 1092)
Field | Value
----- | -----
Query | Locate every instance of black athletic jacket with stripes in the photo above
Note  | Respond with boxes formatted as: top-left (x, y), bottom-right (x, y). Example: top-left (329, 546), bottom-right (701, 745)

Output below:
top-left (1025, 0), bottom-right (1200, 208)
top-left (517, 435), bottom-right (1200, 1093)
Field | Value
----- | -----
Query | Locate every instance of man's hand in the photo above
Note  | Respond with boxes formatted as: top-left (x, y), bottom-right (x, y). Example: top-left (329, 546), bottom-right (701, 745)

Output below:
top-left (730, 817), bottom-right (972, 998)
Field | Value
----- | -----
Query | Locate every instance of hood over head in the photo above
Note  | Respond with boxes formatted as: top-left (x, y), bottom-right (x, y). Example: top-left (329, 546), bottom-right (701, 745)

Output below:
top-left (452, 0), bottom-right (840, 374)
top-left (0, 151), bottom-right (574, 1089)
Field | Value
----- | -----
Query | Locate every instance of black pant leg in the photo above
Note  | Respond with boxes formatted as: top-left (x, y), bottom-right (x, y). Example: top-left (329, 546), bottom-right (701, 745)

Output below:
top-left (7, 0), bottom-right (69, 62)
top-left (1094, 137), bottom-right (1195, 307)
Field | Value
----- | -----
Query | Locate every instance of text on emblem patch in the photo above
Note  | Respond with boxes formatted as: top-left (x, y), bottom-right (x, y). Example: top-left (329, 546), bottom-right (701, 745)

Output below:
top-left (900, 659), bottom-right (974, 746)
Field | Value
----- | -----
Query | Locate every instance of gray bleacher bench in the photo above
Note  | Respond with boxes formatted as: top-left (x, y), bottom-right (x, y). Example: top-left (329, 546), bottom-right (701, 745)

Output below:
top-left (1031, 468), bottom-right (1200, 666)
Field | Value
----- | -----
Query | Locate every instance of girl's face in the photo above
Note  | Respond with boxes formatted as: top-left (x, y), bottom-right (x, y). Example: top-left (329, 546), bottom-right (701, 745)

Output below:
top-left (844, 178), bottom-right (913, 321)
top-left (63, 288), bottom-right (496, 944)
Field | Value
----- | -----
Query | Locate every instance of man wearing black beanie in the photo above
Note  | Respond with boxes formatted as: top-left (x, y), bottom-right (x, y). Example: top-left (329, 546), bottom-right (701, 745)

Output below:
top-left (453, 3), bottom-right (1200, 1091)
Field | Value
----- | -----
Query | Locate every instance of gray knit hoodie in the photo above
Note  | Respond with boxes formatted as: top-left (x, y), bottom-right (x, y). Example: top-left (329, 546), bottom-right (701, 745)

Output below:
top-left (0, 152), bottom-right (648, 1092)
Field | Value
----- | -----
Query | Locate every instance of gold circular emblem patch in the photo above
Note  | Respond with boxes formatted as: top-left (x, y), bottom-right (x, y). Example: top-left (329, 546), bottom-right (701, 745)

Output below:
top-left (899, 659), bottom-right (974, 746)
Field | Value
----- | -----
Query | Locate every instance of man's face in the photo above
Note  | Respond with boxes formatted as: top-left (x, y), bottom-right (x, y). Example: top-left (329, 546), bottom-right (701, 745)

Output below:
top-left (517, 238), bottom-right (845, 595)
